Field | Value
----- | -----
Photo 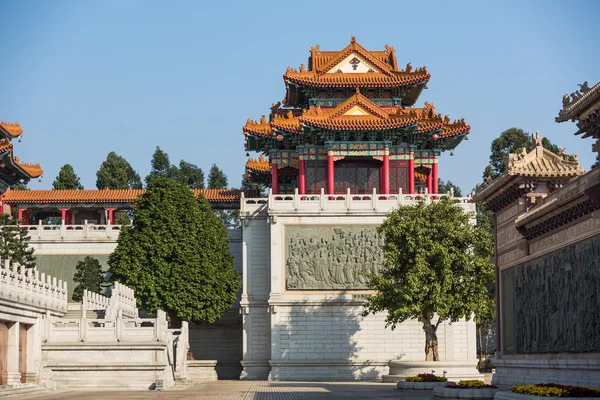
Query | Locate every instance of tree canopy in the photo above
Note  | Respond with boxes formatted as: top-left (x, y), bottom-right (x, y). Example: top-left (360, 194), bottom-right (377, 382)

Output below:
top-left (0, 213), bottom-right (35, 268)
top-left (207, 164), bottom-right (228, 189)
top-left (437, 179), bottom-right (462, 197)
top-left (145, 147), bottom-right (205, 189)
top-left (363, 198), bottom-right (494, 361)
top-left (108, 177), bottom-right (240, 326)
top-left (72, 256), bottom-right (104, 302)
top-left (175, 160), bottom-right (205, 189)
top-left (96, 152), bottom-right (143, 189)
top-left (484, 128), bottom-right (561, 179)
top-left (53, 164), bottom-right (83, 190)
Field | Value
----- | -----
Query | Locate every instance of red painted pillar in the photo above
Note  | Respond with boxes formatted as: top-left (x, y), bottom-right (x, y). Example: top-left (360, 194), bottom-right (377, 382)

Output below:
top-left (298, 159), bottom-right (306, 195)
top-left (271, 162), bottom-right (279, 195)
top-left (383, 148), bottom-right (390, 195)
top-left (327, 151), bottom-right (334, 195)
top-left (408, 153), bottom-right (415, 194)
top-left (108, 208), bottom-right (114, 225)
top-left (427, 168), bottom-right (433, 194)
top-left (61, 208), bottom-right (66, 224)
top-left (432, 158), bottom-right (439, 195)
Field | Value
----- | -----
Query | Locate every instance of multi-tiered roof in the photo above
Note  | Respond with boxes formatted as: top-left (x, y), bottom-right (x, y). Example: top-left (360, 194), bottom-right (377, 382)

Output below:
top-left (0, 121), bottom-right (43, 190)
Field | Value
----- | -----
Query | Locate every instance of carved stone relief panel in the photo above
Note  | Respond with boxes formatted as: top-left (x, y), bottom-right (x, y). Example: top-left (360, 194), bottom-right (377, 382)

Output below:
top-left (285, 225), bottom-right (384, 290)
top-left (505, 234), bottom-right (600, 354)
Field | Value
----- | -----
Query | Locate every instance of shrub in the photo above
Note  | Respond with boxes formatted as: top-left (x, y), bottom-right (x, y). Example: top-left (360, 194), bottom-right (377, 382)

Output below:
top-left (405, 373), bottom-right (448, 382)
top-left (512, 384), bottom-right (600, 397)
top-left (446, 380), bottom-right (497, 389)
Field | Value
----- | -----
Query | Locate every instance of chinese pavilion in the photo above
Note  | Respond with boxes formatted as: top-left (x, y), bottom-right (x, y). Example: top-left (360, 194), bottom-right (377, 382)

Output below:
top-left (0, 121), bottom-right (43, 191)
top-left (244, 37), bottom-right (470, 195)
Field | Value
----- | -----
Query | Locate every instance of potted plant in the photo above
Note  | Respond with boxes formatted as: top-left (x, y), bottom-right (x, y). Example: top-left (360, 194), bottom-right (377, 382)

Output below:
top-left (432, 380), bottom-right (498, 399)
top-left (494, 384), bottom-right (600, 400)
top-left (397, 373), bottom-right (455, 391)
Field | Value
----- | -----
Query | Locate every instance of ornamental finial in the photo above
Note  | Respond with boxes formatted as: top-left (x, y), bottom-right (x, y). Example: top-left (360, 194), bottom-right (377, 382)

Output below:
top-left (533, 132), bottom-right (542, 147)
top-left (351, 36), bottom-right (356, 44)
top-left (355, 87), bottom-right (360, 95)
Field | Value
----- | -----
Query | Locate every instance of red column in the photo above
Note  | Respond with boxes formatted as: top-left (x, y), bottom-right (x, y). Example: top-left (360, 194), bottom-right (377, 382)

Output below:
top-left (108, 208), bottom-right (113, 225)
top-left (432, 158), bottom-right (439, 195)
top-left (327, 151), bottom-right (334, 195)
top-left (298, 159), bottom-right (306, 195)
top-left (408, 154), bottom-right (415, 194)
top-left (383, 148), bottom-right (390, 195)
top-left (271, 162), bottom-right (279, 195)
top-left (61, 208), bottom-right (66, 224)
top-left (427, 168), bottom-right (433, 194)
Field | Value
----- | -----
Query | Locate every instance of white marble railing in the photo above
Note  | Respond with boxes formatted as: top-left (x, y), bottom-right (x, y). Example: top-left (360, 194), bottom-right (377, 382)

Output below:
top-left (82, 281), bottom-right (139, 319)
top-left (241, 188), bottom-right (475, 215)
top-left (21, 221), bottom-right (126, 241)
top-left (43, 309), bottom-right (168, 343)
top-left (0, 260), bottom-right (68, 315)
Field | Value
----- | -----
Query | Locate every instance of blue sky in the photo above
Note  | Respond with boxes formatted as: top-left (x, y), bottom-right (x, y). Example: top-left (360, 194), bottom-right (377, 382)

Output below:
top-left (1, 0), bottom-right (599, 194)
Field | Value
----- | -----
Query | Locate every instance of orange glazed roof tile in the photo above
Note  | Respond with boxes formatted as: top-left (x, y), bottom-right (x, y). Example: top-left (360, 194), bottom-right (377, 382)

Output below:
top-left (2, 188), bottom-right (258, 204)
top-left (246, 156), bottom-right (270, 173)
top-left (0, 121), bottom-right (23, 138)
top-left (12, 157), bottom-right (43, 178)
top-left (0, 139), bottom-right (12, 152)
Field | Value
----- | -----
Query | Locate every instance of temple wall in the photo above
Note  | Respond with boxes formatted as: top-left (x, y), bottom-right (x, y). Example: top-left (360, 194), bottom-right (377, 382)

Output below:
top-left (240, 199), bottom-right (480, 381)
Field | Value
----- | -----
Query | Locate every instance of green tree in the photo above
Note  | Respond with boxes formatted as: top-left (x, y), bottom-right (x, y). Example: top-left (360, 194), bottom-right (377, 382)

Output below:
top-left (484, 128), bottom-right (561, 179)
top-left (0, 213), bottom-right (35, 269)
top-left (114, 211), bottom-right (131, 225)
top-left (592, 155), bottom-right (599, 170)
top-left (11, 182), bottom-right (29, 190)
top-left (108, 177), bottom-right (240, 326)
top-left (437, 179), bottom-right (462, 197)
top-left (241, 171), bottom-right (265, 197)
top-left (96, 152), bottom-right (143, 189)
top-left (53, 164), bottom-right (84, 190)
top-left (72, 256), bottom-right (104, 302)
top-left (175, 160), bottom-right (205, 189)
top-left (363, 198), bottom-right (494, 361)
top-left (207, 164), bottom-right (228, 189)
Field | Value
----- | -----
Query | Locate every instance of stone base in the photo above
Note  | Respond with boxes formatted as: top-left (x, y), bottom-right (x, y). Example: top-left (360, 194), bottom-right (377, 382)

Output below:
top-left (382, 360), bottom-right (483, 383)
top-left (268, 360), bottom-right (388, 381)
top-left (495, 392), bottom-right (600, 400)
top-left (240, 361), bottom-right (270, 380)
top-left (187, 360), bottom-right (218, 382)
top-left (397, 381), bottom-right (455, 390)
top-left (432, 387), bottom-right (498, 399)
top-left (0, 372), bottom-right (22, 387)
top-left (492, 357), bottom-right (600, 389)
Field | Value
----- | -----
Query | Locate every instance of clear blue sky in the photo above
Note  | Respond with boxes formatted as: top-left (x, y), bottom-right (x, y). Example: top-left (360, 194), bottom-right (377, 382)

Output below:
top-left (1, 0), bottom-right (599, 194)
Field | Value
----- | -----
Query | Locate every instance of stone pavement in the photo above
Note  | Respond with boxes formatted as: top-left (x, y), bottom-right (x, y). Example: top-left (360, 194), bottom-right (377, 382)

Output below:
top-left (30, 381), bottom-right (433, 400)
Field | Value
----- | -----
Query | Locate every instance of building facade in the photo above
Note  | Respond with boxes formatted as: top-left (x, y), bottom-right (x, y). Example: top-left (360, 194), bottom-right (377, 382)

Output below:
top-left (475, 81), bottom-right (600, 388)
top-left (0, 122), bottom-right (43, 192)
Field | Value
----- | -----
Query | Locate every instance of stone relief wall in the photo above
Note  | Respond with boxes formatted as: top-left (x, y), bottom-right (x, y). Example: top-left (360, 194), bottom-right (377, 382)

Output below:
top-left (285, 226), bottom-right (384, 290)
top-left (503, 234), bottom-right (600, 354)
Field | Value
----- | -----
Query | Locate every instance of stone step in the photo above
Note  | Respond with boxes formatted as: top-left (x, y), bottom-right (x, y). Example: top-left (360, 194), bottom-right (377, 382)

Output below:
top-left (0, 384), bottom-right (65, 399)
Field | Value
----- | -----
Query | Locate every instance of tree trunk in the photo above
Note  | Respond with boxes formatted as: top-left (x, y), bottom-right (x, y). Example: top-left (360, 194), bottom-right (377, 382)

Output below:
top-left (478, 325), bottom-right (483, 363)
top-left (422, 316), bottom-right (439, 361)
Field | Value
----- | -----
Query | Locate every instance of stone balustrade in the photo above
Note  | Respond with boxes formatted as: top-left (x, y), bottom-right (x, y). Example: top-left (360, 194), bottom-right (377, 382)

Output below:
top-left (83, 282), bottom-right (139, 319)
top-left (43, 309), bottom-right (168, 343)
top-left (21, 221), bottom-right (125, 241)
top-left (0, 260), bottom-right (68, 316)
top-left (241, 188), bottom-right (475, 216)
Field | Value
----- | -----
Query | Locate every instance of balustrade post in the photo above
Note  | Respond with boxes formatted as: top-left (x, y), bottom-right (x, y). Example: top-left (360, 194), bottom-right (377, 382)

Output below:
top-left (38, 219), bottom-right (42, 239)
top-left (345, 188), bottom-right (351, 210)
top-left (83, 219), bottom-right (88, 238)
top-left (319, 188), bottom-right (325, 210)
top-left (371, 188), bottom-right (377, 210)
top-left (116, 309), bottom-right (123, 341)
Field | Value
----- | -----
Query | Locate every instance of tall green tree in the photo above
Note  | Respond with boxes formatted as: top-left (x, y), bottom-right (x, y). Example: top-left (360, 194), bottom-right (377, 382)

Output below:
top-left (145, 147), bottom-right (176, 185)
top-left (11, 182), bottom-right (29, 190)
top-left (437, 179), bottom-right (462, 197)
top-left (363, 198), bottom-right (494, 361)
top-left (207, 164), bottom-right (228, 189)
top-left (175, 160), bottom-right (204, 189)
top-left (484, 128), bottom-right (561, 179)
top-left (53, 164), bottom-right (83, 190)
top-left (592, 155), bottom-right (599, 170)
top-left (0, 213), bottom-right (35, 269)
top-left (96, 152), bottom-right (143, 189)
top-left (108, 177), bottom-right (240, 326)
top-left (241, 171), bottom-right (265, 197)
top-left (72, 256), bottom-right (104, 302)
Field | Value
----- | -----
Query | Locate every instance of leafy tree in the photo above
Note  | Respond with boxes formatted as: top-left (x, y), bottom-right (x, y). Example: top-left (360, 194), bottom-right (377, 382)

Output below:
top-left (592, 155), bottom-right (599, 170)
top-left (53, 164), bottom-right (83, 190)
top-left (108, 177), bottom-right (241, 326)
top-left (0, 213), bottom-right (35, 269)
top-left (96, 152), bottom-right (143, 189)
top-left (484, 128), bottom-right (561, 179)
top-left (363, 198), bottom-right (494, 361)
top-left (175, 160), bottom-right (205, 189)
top-left (145, 147), bottom-right (176, 185)
top-left (207, 164), bottom-right (228, 189)
top-left (72, 256), bottom-right (104, 302)
top-left (11, 182), bottom-right (29, 190)
top-left (114, 211), bottom-right (131, 225)
top-left (241, 171), bottom-right (265, 197)
top-left (437, 179), bottom-right (462, 197)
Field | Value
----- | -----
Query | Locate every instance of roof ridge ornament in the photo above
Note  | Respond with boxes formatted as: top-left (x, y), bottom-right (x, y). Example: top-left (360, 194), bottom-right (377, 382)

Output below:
top-left (351, 36), bottom-right (356, 44)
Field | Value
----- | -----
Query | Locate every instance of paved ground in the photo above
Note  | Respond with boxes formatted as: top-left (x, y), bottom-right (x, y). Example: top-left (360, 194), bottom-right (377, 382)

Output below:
top-left (30, 381), bottom-right (433, 400)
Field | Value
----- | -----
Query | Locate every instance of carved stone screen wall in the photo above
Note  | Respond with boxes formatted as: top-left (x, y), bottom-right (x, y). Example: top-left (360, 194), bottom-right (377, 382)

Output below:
top-left (285, 225), bottom-right (384, 290)
top-left (502, 234), bottom-right (600, 355)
